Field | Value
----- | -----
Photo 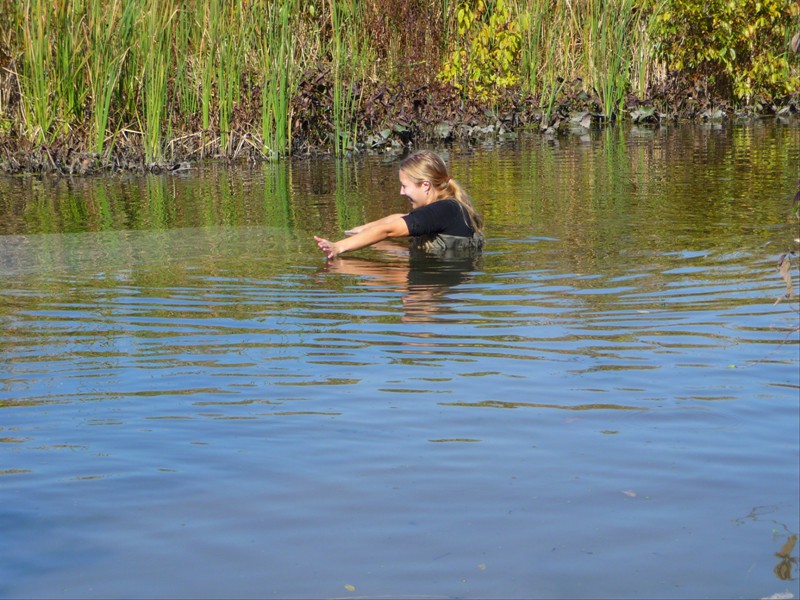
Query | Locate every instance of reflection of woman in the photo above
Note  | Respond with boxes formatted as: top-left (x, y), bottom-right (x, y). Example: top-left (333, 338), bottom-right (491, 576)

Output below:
top-left (314, 150), bottom-right (484, 259)
top-left (323, 251), bottom-right (480, 322)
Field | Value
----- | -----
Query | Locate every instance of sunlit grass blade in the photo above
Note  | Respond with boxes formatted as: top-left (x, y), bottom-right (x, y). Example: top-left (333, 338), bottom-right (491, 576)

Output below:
top-left (173, 5), bottom-right (198, 120)
top-left (54, 0), bottom-right (88, 129)
top-left (19, 0), bottom-right (56, 143)
top-left (329, 0), bottom-right (370, 156)
top-left (141, 0), bottom-right (176, 164)
top-left (259, 0), bottom-right (299, 159)
top-left (587, 0), bottom-right (635, 120)
top-left (86, 0), bottom-right (130, 156)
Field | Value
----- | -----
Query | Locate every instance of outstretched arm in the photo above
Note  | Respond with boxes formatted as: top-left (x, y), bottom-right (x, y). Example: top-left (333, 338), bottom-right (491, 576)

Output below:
top-left (315, 215), bottom-right (410, 259)
top-left (345, 213), bottom-right (408, 236)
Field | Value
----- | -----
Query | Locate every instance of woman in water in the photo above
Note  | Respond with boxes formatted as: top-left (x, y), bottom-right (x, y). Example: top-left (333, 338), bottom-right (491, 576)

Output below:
top-left (314, 150), bottom-right (484, 259)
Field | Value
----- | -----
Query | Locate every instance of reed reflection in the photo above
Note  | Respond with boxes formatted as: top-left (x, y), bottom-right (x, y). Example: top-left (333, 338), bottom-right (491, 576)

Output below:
top-left (322, 242), bottom-right (481, 323)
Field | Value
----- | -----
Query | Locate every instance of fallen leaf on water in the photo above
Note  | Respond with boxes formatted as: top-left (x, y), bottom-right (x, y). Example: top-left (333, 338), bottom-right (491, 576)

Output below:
top-left (477, 563), bottom-right (487, 571)
top-left (344, 584), bottom-right (356, 592)
top-left (777, 253), bottom-right (795, 297)
top-left (622, 490), bottom-right (637, 497)
top-left (776, 534), bottom-right (798, 559)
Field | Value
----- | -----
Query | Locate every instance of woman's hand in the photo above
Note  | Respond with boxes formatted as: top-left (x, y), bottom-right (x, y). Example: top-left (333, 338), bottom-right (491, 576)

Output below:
top-left (314, 217), bottom-right (409, 261)
top-left (314, 236), bottom-right (342, 260)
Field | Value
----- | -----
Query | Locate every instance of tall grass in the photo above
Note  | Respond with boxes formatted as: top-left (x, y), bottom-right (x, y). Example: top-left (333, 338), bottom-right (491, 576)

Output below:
top-left (329, 0), bottom-right (371, 156)
top-left (258, 0), bottom-right (299, 159)
top-left (141, 0), bottom-right (176, 163)
top-left (113, 0), bottom-right (139, 129)
top-left (19, 0), bottom-right (55, 143)
top-left (517, 0), bottom-right (547, 100)
top-left (54, 0), bottom-right (87, 128)
top-left (214, 1), bottom-right (242, 155)
top-left (173, 7), bottom-right (198, 120)
top-left (515, 0), bottom-right (660, 121)
top-left (197, 3), bottom-right (215, 134)
top-left (4, 0), bottom-right (677, 166)
top-left (631, 0), bottom-right (664, 100)
top-left (516, 0), bottom-right (574, 124)
top-left (586, 0), bottom-right (638, 120)
top-left (86, 0), bottom-right (130, 156)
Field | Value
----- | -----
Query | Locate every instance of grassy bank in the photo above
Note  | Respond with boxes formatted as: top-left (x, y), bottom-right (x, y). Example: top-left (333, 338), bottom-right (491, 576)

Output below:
top-left (0, 0), bottom-right (798, 173)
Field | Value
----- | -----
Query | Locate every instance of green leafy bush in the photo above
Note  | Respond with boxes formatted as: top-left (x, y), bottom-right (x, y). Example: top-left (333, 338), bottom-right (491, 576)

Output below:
top-left (653, 0), bottom-right (800, 104)
top-left (438, 0), bottom-right (521, 102)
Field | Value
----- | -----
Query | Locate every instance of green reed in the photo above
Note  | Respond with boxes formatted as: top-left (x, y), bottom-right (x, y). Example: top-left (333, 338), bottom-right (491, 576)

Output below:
top-left (54, 0), bottom-right (87, 127)
top-left (514, 0), bottom-right (661, 121)
top-left (630, 0), bottom-right (663, 101)
top-left (173, 6), bottom-right (198, 120)
top-left (86, 0), bottom-right (131, 155)
top-left (19, 0), bottom-right (55, 143)
top-left (330, 0), bottom-right (370, 156)
top-left (586, 0), bottom-right (637, 120)
top-left (515, 0), bottom-right (573, 123)
top-left (215, 4), bottom-right (240, 155)
top-left (113, 0), bottom-right (139, 129)
top-left (197, 1), bottom-right (216, 134)
top-left (5, 0), bottom-right (672, 164)
top-left (258, 0), bottom-right (299, 159)
top-left (141, 0), bottom-right (176, 163)
top-left (515, 0), bottom-right (547, 100)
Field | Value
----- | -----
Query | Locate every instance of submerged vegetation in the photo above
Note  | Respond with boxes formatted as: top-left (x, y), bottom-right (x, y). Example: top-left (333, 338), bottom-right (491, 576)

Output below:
top-left (0, 0), bottom-right (798, 172)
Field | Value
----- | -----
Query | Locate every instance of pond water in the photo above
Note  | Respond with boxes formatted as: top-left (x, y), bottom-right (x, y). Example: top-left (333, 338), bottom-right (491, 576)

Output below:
top-left (1, 122), bottom-right (799, 600)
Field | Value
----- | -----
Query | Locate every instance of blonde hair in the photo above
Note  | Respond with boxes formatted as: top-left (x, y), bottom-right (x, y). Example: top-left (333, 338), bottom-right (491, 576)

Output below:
top-left (399, 150), bottom-right (484, 233)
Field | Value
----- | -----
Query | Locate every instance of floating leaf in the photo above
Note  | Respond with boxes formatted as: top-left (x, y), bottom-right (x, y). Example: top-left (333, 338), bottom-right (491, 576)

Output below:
top-left (344, 584), bottom-right (356, 592)
top-left (775, 534), bottom-right (797, 559)
top-left (777, 253), bottom-right (795, 297)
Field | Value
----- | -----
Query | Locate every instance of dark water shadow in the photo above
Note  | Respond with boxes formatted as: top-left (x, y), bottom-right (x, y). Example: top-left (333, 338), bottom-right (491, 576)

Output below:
top-left (321, 242), bottom-right (482, 322)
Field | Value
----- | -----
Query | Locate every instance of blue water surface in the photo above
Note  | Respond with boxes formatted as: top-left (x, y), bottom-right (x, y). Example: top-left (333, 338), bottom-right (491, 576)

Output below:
top-left (1, 123), bottom-right (798, 599)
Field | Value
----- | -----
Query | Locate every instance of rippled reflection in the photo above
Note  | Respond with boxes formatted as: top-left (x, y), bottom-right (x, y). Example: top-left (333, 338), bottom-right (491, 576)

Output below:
top-left (321, 242), bottom-right (481, 323)
top-left (1, 123), bottom-right (798, 599)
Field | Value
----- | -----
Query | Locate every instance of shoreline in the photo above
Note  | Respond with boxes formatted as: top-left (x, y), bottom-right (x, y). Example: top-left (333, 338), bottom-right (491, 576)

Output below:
top-left (2, 81), bottom-right (798, 177)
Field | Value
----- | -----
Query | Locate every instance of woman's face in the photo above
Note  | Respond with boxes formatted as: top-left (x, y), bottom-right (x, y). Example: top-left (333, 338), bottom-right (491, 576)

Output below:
top-left (399, 170), bottom-right (431, 209)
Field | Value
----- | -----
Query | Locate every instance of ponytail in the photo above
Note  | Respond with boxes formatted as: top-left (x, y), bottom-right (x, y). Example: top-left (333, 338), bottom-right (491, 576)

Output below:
top-left (400, 150), bottom-right (484, 234)
top-left (443, 177), bottom-right (483, 233)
